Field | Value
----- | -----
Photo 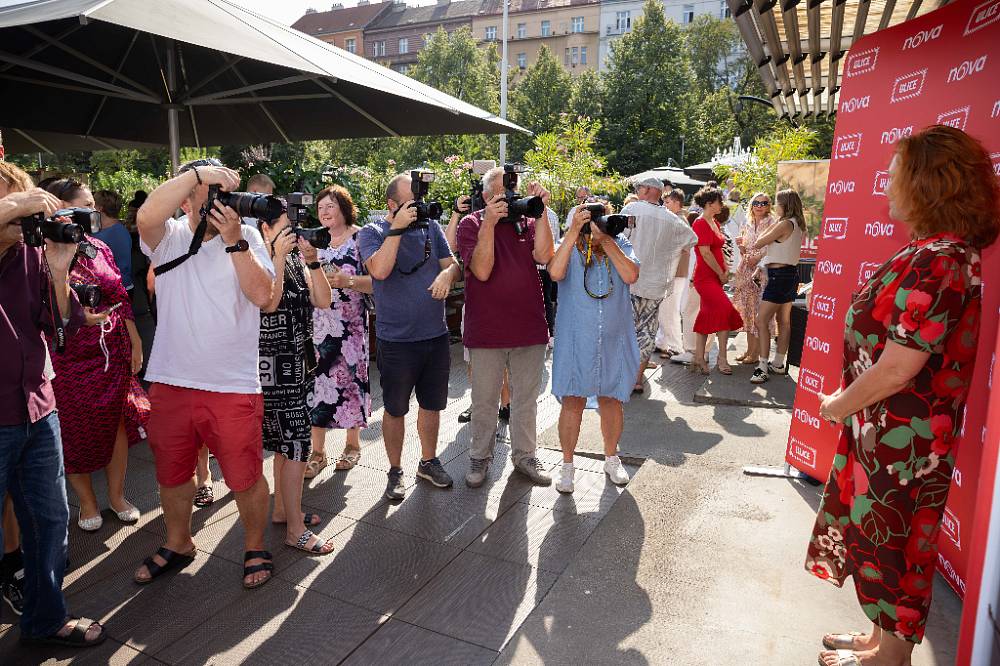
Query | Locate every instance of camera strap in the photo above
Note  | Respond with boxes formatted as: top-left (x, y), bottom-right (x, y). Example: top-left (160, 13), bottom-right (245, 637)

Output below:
top-left (153, 212), bottom-right (209, 277)
top-left (39, 254), bottom-right (67, 353)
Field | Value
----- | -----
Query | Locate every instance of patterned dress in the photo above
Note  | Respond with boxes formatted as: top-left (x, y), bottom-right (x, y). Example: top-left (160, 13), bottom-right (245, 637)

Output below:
top-left (260, 252), bottom-right (315, 463)
top-left (50, 238), bottom-right (149, 475)
top-left (310, 234), bottom-right (370, 431)
top-left (805, 234), bottom-right (981, 644)
top-left (733, 215), bottom-right (776, 335)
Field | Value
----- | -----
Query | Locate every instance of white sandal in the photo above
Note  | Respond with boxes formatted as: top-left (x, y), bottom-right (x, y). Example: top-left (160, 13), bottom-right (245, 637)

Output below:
top-left (822, 632), bottom-right (865, 650)
top-left (818, 650), bottom-right (861, 666)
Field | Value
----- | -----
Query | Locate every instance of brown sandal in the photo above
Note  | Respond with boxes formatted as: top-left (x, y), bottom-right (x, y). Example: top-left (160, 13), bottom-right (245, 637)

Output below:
top-left (335, 449), bottom-right (361, 471)
top-left (304, 452), bottom-right (328, 479)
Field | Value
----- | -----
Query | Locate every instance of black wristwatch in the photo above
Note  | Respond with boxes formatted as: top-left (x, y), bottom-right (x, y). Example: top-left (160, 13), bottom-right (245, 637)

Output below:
top-left (225, 239), bottom-right (250, 254)
top-left (307, 261), bottom-right (321, 270)
top-left (386, 228), bottom-right (406, 237)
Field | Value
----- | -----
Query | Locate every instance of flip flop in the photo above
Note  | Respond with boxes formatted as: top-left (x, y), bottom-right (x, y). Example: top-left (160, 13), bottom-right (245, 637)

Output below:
top-left (822, 632), bottom-right (865, 650)
top-left (243, 550), bottom-right (274, 589)
top-left (818, 650), bottom-right (861, 666)
top-left (335, 449), bottom-right (361, 471)
top-left (717, 364), bottom-right (733, 375)
top-left (20, 617), bottom-right (106, 648)
top-left (134, 546), bottom-right (197, 585)
top-left (285, 530), bottom-right (335, 555)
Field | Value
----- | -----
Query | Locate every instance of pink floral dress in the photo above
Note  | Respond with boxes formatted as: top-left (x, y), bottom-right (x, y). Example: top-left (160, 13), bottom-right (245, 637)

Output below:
top-left (733, 214), bottom-right (774, 334)
top-left (309, 234), bottom-right (370, 430)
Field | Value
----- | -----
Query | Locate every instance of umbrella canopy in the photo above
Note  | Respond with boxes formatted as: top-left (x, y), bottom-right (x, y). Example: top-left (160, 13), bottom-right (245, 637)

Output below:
top-left (626, 166), bottom-right (705, 195)
top-left (0, 0), bottom-right (523, 162)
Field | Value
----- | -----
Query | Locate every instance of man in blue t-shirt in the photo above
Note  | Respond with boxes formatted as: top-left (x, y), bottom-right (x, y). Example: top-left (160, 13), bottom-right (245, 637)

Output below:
top-left (93, 190), bottom-right (134, 293)
top-left (358, 172), bottom-right (462, 501)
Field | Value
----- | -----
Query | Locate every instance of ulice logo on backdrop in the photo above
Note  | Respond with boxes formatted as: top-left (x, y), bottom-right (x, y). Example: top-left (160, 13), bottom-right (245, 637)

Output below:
top-left (846, 46), bottom-right (879, 77)
top-left (839, 95), bottom-right (870, 114)
top-left (828, 180), bottom-right (855, 195)
top-left (881, 126), bottom-right (914, 145)
top-left (811, 295), bottom-right (837, 320)
top-left (872, 171), bottom-right (889, 196)
top-left (822, 217), bottom-right (848, 240)
top-left (865, 220), bottom-right (896, 238)
top-left (891, 69), bottom-right (927, 103)
top-left (858, 262), bottom-right (882, 287)
top-left (788, 438), bottom-right (818, 470)
top-left (937, 106), bottom-right (971, 131)
top-left (903, 24), bottom-right (943, 50)
top-left (966, 0), bottom-right (1000, 36)
top-left (941, 508), bottom-right (962, 549)
top-left (947, 55), bottom-right (988, 83)
top-left (799, 369), bottom-right (825, 396)
top-left (833, 133), bottom-right (862, 159)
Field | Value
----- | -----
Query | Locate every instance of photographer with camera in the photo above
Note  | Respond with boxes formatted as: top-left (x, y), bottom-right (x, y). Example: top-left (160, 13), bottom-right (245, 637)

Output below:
top-left (458, 165), bottom-right (554, 488)
top-left (134, 158), bottom-right (277, 590)
top-left (358, 171), bottom-right (462, 501)
top-left (621, 178), bottom-right (697, 394)
top-left (0, 162), bottom-right (108, 647)
top-left (548, 203), bottom-right (640, 493)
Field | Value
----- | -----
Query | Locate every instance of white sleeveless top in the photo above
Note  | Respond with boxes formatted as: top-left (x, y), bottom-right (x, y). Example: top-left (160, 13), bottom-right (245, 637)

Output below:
top-left (763, 218), bottom-right (803, 266)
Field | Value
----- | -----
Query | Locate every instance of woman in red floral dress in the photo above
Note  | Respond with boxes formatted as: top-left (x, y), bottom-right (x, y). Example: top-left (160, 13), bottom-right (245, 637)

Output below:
top-left (807, 126), bottom-right (999, 666)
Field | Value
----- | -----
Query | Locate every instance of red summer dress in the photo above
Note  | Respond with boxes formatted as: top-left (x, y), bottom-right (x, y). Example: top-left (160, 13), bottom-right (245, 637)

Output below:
top-left (692, 217), bottom-right (743, 335)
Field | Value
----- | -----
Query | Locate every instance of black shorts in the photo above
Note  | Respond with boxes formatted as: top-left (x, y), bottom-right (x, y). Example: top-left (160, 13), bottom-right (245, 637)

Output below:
top-left (762, 265), bottom-right (800, 304)
top-left (376, 334), bottom-right (451, 417)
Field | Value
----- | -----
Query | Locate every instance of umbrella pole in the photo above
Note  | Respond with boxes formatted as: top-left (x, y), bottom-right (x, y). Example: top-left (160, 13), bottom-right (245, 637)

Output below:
top-left (166, 39), bottom-right (180, 174)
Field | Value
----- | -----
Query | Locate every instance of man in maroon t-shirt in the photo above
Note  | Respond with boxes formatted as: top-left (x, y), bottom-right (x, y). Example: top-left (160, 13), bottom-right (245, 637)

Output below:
top-left (458, 167), bottom-right (555, 488)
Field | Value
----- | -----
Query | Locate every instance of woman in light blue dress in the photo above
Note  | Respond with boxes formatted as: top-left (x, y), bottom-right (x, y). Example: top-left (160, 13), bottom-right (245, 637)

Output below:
top-left (549, 205), bottom-right (640, 494)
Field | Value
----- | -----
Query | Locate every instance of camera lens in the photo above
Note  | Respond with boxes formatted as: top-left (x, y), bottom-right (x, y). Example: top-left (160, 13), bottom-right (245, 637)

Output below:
top-left (219, 192), bottom-right (284, 221)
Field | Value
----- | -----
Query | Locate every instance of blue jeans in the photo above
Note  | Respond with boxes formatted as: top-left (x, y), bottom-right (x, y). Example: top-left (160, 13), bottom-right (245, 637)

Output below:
top-left (0, 411), bottom-right (69, 638)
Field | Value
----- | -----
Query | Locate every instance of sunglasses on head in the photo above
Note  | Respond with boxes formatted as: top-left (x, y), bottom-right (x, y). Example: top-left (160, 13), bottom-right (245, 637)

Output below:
top-left (751, 200), bottom-right (771, 207)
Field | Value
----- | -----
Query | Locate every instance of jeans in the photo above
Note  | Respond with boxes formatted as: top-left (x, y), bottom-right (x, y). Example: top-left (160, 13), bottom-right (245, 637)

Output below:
top-left (0, 411), bottom-right (69, 638)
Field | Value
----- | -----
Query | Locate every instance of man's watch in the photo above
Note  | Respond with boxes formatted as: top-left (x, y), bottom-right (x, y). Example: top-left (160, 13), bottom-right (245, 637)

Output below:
top-left (307, 261), bottom-right (321, 270)
top-left (225, 239), bottom-right (250, 254)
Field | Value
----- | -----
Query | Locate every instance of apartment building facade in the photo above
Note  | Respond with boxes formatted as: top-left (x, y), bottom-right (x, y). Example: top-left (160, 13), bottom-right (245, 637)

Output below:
top-left (471, 0), bottom-right (600, 75)
top-left (364, 0), bottom-right (481, 74)
top-left (291, 1), bottom-right (392, 56)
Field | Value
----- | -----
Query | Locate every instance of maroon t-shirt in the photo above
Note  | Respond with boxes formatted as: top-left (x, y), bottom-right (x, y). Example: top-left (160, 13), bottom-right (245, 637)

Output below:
top-left (457, 211), bottom-right (549, 349)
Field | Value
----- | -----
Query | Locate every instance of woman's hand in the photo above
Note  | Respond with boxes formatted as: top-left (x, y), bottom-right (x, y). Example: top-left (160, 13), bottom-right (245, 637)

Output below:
top-left (297, 236), bottom-right (318, 264)
top-left (590, 222), bottom-right (612, 247)
top-left (324, 264), bottom-right (350, 289)
top-left (130, 336), bottom-right (143, 375)
top-left (819, 388), bottom-right (846, 424)
top-left (271, 228), bottom-right (296, 260)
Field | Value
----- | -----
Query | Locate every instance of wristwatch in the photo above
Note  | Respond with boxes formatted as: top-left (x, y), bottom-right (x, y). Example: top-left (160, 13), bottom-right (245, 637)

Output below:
top-left (307, 261), bottom-right (321, 270)
top-left (225, 239), bottom-right (249, 254)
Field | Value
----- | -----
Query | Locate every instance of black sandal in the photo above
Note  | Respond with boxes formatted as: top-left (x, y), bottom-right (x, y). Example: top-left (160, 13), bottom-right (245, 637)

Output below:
top-left (193, 485), bottom-right (214, 508)
top-left (134, 546), bottom-right (197, 585)
top-left (20, 616), bottom-right (106, 648)
top-left (243, 550), bottom-right (274, 589)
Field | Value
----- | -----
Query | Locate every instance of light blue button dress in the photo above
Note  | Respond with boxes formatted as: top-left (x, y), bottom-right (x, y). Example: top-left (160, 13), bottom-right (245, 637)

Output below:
top-left (552, 236), bottom-right (641, 405)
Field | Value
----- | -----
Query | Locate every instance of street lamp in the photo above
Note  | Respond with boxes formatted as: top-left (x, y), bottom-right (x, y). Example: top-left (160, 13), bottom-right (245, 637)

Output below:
top-left (498, 0), bottom-right (509, 163)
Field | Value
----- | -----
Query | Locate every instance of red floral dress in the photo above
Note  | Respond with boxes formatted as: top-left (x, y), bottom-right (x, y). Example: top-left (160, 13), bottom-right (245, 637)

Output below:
top-left (805, 234), bottom-right (981, 644)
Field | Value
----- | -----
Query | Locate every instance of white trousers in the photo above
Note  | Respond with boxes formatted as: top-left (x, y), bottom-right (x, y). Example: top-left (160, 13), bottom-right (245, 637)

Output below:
top-left (655, 277), bottom-right (688, 353)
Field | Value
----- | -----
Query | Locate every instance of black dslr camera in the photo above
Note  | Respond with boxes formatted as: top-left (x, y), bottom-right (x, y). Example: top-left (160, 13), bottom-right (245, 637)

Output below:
top-left (285, 192), bottom-right (331, 249)
top-left (70, 283), bottom-right (102, 309)
top-left (204, 185), bottom-right (284, 221)
top-left (469, 177), bottom-right (486, 213)
top-left (580, 203), bottom-right (632, 238)
top-left (409, 170), bottom-right (443, 222)
top-left (20, 207), bottom-right (101, 247)
top-left (500, 164), bottom-right (544, 229)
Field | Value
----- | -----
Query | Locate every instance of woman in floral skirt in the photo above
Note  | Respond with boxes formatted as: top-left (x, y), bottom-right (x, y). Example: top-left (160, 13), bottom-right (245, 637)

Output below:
top-left (807, 126), bottom-right (999, 666)
top-left (733, 192), bottom-right (776, 364)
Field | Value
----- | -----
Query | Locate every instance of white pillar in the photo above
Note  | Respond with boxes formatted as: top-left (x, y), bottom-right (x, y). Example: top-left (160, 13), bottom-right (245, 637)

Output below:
top-left (499, 0), bottom-right (509, 164)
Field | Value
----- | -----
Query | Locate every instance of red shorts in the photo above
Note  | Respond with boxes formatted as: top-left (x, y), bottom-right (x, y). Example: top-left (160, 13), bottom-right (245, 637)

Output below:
top-left (147, 383), bottom-right (263, 492)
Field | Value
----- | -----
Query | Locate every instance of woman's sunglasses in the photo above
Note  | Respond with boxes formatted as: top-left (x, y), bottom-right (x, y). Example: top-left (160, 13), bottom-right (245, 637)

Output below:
top-left (751, 200), bottom-right (771, 207)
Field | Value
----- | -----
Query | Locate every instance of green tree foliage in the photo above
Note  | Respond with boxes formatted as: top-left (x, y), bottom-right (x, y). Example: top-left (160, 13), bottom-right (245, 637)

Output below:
top-left (507, 45), bottom-right (573, 160)
top-left (598, 0), bottom-right (697, 173)
top-left (567, 68), bottom-right (603, 122)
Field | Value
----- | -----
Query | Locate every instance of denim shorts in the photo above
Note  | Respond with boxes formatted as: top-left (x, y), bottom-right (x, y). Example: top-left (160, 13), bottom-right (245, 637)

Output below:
top-left (376, 334), bottom-right (451, 417)
top-left (762, 265), bottom-right (800, 304)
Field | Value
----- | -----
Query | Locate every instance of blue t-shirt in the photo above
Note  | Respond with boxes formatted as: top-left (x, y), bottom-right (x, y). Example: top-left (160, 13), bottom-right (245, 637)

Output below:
top-left (357, 217), bottom-right (454, 343)
top-left (92, 222), bottom-right (134, 290)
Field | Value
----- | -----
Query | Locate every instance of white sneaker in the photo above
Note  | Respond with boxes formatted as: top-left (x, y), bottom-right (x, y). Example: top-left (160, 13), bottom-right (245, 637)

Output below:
top-left (670, 351), bottom-right (694, 365)
top-left (604, 456), bottom-right (630, 486)
top-left (556, 463), bottom-right (575, 493)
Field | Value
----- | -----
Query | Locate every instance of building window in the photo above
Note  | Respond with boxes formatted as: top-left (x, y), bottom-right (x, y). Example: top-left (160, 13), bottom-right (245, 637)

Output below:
top-left (564, 47), bottom-right (570, 66)
top-left (517, 52), bottom-right (527, 69)
top-left (571, 16), bottom-right (584, 32)
top-left (397, 63), bottom-right (410, 74)
top-left (373, 40), bottom-right (386, 57)
top-left (720, 1), bottom-right (731, 17)
top-left (398, 37), bottom-right (408, 54)
top-left (541, 20), bottom-right (551, 37)
top-left (571, 46), bottom-right (579, 66)
top-left (516, 22), bottom-right (526, 39)
top-left (580, 46), bottom-right (587, 65)
top-left (485, 26), bottom-right (497, 41)
top-left (345, 37), bottom-right (356, 54)
top-left (683, 4), bottom-right (695, 23)
top-left (615, 11), bottom-right (631, 32)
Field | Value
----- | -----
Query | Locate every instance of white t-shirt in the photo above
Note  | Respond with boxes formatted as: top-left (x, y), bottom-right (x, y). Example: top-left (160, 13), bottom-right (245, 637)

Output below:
top-left (141, 215), bottom-right (275, 394)
top-left (621, 201), bottom-right (698, 300)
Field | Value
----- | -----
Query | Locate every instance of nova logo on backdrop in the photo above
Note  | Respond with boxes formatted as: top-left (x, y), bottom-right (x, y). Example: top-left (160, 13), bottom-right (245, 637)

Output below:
top-left (788, 437), bottom-right (818, 470)
top-left (817, 260), bottom-right (843, 275)
top-left (846, 46), bottom-right (879, 77)
top-left (937, 106), bottom-right (971, 130)
top-left (811, 295), bottom-right (837, 320)
top-left (828, 180), bottom-right (856, 195)
top-left (872, 170), bottom-right (889, 196)
top-left (881, 126), bottom-right (914, 144)
top-left (833, 133), bottom-right (863, 159)
top-left (865, 220), bottom-right (896, 238)
top-left (903, 24), bottom-right (944, 49)
top-left (799, 369), bottom-right (825, 396)
top-left (858, 262), bottom-right (882, 287)
top-left (891, 69), bottom-right (927, 103)
top-left (822, 217), bottom-right (849, 239)
top-left (965, 0), bottom-right (1000, 34)
top-left (840, 95), bottom-right (871, 113)
top-left (794, 408), bottom-right (822, 430)
top-left (947, 55), bottom-right (988, 82)
top-left (805, 336), bottom-right (831, 354)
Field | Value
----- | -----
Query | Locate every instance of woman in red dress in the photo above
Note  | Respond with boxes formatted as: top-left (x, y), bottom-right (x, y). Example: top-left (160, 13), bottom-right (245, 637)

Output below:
top-left (807, 126), bottom-right (999, 666)
top-left (45, 179), bottom-right (150, 533)
top-left (690, 187), bottom-right (744, 375)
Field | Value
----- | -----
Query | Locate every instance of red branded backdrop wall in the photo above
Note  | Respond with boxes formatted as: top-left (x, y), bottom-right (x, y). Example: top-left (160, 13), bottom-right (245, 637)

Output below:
top-left (785, 0), bottom-right (1000, 600)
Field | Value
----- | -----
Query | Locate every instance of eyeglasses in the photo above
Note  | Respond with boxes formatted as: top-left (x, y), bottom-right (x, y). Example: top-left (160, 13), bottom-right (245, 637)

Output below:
top-left (751, 201), bottom-right (771, 207)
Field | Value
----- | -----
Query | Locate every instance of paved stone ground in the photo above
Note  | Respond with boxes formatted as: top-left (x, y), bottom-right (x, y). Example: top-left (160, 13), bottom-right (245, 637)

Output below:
top-left (0, 340), bottom-right (960, 665)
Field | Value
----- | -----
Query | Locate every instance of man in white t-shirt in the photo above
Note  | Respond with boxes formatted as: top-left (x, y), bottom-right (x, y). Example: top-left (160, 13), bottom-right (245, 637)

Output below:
top-left (622, 178), bottom-right (697, 393)
top-left (135, 159), bottom-right (277, 590)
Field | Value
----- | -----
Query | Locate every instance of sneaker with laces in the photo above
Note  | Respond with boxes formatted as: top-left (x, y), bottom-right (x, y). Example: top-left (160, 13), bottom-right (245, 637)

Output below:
top-left (416, 457), bottom-right (454, 488)
top-left (465, 457), bottom-right (491, 488)
top-left (768, 361), bottom-right (788, 375)
top-left (604, 456), bottom-right (630, 485)
top-left (384, 467), bottom-right (406, 500)
top-left (750, 367), bottom-right (769, 384)
top-left (514, 457), bottom-right (552, 486)
top-left (555, 463), bottom-right (575, 493)
top-left (2, 569), bottom-right (24, 616)
top-left (457, 406), bottom-right (472, 423)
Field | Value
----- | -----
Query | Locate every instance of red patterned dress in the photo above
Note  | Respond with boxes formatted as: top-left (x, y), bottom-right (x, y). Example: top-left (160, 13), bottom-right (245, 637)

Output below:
top-left (805, 234), bottom-right (981, 643)
top-left (49, 238), bottom-right (150, 475)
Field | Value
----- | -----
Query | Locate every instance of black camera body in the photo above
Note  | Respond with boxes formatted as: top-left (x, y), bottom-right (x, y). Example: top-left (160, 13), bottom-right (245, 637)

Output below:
top-left (70, 283), bottom-right (102, 309)
top-left (469, 177), bottom-right (486, 213)
top-left (20, 207), bottom-right (102, 247)
top-left (204, 185), bottom-right (284, 222)
top-left (285, 192), bottom-right (330, 249)
top-left (500, 163), bottom-right (544, 226)
top-left (580, 203), bottom-right (632, 238)
top-left (409, 170), bottom-right (443, 222)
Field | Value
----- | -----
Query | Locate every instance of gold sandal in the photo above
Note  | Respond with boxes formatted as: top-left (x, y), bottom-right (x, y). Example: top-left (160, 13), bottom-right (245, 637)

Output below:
top-left (335, 449), bottom-right (361, 471)
top-left (304, 452), bottom-right (328, 479)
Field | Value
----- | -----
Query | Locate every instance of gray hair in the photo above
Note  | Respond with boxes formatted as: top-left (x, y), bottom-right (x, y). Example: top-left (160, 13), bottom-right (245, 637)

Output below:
top-left (482, 166), bottom-right (505, 196)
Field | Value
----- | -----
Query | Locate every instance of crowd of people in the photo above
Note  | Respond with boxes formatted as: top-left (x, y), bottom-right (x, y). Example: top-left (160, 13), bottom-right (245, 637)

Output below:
top-left (1, 124), bottom-right (995, 666)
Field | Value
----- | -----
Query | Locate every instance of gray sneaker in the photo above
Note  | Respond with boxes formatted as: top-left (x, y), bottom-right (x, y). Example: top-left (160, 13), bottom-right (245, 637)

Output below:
top-left (465, 457), bottom-right (491, 488)
top-left (513, 457), bottom-right (552, 486)
top-left (385, 467), bottom-right (406, 501)
top-left (416, 457), bottom-right (454, 488)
